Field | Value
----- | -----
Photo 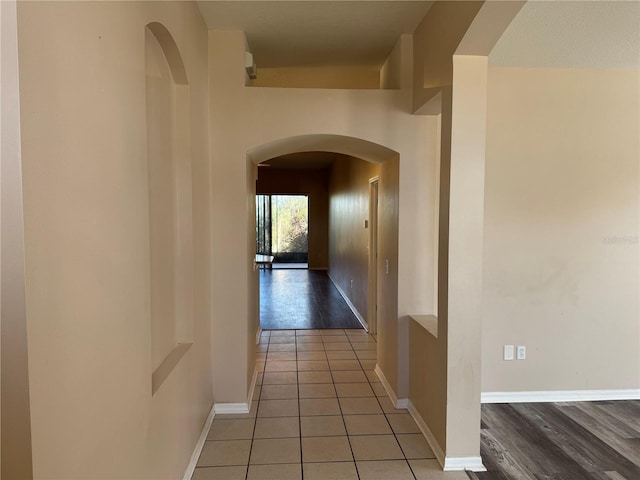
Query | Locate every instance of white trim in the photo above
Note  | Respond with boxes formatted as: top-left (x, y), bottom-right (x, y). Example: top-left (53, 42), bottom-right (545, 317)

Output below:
top-left (247, 366), bottom-right (259, 406)
top-left (443, 456), bottom-right (486, 472)
top-left (255, 326), bottom-right (262, 345)
top-left (367, 176), bottom-right (379, 336)
top-left (374, 364), bottom-right (408, 409)
top-left (481, 389), bottom-right (640, 404)
top-left (406, 400), bottom-right (486, 472)
top-left (406, 399), bottom-right (446, 468)
top-left (213, 402), bottom-right (250, 414)
top-left (182, 403), bottom-right (215, 480)
top-left (328, 273), bottom-right (369, 331)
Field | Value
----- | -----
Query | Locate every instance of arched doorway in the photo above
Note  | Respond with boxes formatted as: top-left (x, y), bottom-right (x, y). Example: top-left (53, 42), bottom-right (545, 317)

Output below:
top-left (246, 133), bottom-right (400, 379)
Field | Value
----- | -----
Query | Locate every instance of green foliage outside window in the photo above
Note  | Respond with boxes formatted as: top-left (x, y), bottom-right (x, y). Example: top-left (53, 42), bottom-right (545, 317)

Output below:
top-left (272, 195), bottom-right (308, 253)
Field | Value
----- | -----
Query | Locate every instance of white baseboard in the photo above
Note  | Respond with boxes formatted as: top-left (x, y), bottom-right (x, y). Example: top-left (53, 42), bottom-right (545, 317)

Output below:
top-left (481, 389), bottom-right (640, 404)
top-left (374, 364), bottom-right (408, 409)
top-left (406, 400), bottom-right (486, 472)
top-left (256, 326), bottom-right (262, 345)
top-left (182, 403), bottom-right (215, 480)
top-left (247, 366), bottom-right (259, 405)
top-left (213, 402), bottom-right (250, 414)
top-left (213, 368), bottom-right (259, 415)
top-left (406, 399), bottom-right (445, 467)
top-left (444, 456), bottom-right (486, 472)
top-left (328, 273), bottom-right (369, 331)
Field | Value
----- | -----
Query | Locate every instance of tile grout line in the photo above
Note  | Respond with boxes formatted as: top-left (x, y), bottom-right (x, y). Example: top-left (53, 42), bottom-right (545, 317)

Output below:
top-left (296, 331), bottom-right (305, 480)
top-left (330, 330), bottom-right (362, 480)
top-left (349, 333), bottom-right (378, 479)
top-left (351, 333), bottom-right (420, 480)
top-left (244, 333), bottom-right (269, 480)
top-left (256, 328), bottom-right (427, 479)
top-left (221, 327), bottom-right (434, 479)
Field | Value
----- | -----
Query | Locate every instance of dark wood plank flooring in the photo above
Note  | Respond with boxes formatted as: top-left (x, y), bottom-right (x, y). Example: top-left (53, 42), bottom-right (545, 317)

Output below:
top-left (260, 269), bottom-right (363, 330)
top-left (468, 401), bottom-right (640, 480)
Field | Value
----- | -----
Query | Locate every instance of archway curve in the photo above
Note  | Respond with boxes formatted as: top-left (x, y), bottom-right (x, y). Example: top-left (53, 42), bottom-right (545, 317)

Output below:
top-left (145, 22), bottom-right (188, 85)
top-left (247, 134), bottom-right (399, 165)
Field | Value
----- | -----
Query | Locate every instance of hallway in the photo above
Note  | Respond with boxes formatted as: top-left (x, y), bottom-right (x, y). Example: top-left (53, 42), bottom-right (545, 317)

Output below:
top-left (4, 2), bottom-right (639, 479)
top-left (260, 270), bottom-right (363, 330)
top-left (191, 329), bottom-right (468, 480)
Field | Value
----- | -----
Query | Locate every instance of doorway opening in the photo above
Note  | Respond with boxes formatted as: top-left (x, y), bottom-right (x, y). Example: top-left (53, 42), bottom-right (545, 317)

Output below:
top-left (256, 194), bottom-right (309, 268)
top-left (249, 135), bottom-right (399, 335)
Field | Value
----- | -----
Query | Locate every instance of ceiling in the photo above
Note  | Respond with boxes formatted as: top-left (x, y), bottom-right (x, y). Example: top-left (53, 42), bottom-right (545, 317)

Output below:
top-left (260, 152), bottom-right (338, 169)
top-left (490, 1), bottom-right (640, 69)
top-left (197, 1), bottom-right (434, 68)
top-left (197, 1), bottom-right (640, 73)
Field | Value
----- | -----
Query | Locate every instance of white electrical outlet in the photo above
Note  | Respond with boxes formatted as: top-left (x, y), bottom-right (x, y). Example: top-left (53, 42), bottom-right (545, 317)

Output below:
top-left (517, 345), bottom-right (526, 360)
top-left (503, 345), bottom-right (514, 361)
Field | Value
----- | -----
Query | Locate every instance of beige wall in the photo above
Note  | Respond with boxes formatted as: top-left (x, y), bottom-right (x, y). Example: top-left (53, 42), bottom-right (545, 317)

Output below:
top-left (328, 156), bottom-right (380, 321)
top-left (209, 29), bottom-right (435, 402)
top-left (257, 168), bottom-right (330, 269)
top-left (483, 66), bottom-right (640, 392)
top-left (412, 1), bottom-right (482, 112)
top-left (377, 158), bottom-right (401, 394)
top-left (246, 160), bottom-right (259, 390)
top-left (380, 37), bottom-right (402, 90)
top-left (251, 66), bottom-right (380, 89)
top-left (17, 2), bottom-right (212, 478)
top-left (409, 319), bottom-right (446, 451)
top-left (444, 55), bottom-right (489, 459)
top-left (1, 1), bottom-right (34, 477)
top-left (12, 2), bottom-right (637, 477)
top-left (410, 55), bottom-right (489, 460)
top-left (406, 3), bottom-right (531, 465)
top-left (408, 1), bottom-right (487, 461)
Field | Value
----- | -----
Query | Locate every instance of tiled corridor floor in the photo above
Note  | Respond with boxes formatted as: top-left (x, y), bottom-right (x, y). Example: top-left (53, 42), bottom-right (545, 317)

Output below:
top-left (191, 329), bottom-right (470, 480)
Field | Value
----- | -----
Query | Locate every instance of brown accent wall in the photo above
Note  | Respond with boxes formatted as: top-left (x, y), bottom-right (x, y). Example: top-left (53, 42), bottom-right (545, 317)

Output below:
top-left (256, 168), bottom-right (330, 269)
top-left (328, 156), bottom-right (381, 324)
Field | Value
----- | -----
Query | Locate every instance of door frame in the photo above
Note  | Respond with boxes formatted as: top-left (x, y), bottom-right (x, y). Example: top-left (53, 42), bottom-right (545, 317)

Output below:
top-left (368, 177), bottom-right (379, 335)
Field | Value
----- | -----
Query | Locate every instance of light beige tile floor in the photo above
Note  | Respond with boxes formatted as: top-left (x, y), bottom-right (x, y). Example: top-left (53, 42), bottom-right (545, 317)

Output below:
top-left (192, 329), bottom-right (468, 480)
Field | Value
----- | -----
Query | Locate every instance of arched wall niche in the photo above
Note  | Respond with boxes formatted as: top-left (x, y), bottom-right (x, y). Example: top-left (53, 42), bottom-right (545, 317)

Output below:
top-left (146, 22), bottom-right (188, 85)
top-left (145, 22), bottom-right (194, 395)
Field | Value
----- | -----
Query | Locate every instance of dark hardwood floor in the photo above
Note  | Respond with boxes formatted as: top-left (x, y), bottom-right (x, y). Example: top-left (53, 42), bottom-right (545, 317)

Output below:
top-left (468, 400), bottom-right (640, 480)
top-left (259, 269), bottom-right (363, 330)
